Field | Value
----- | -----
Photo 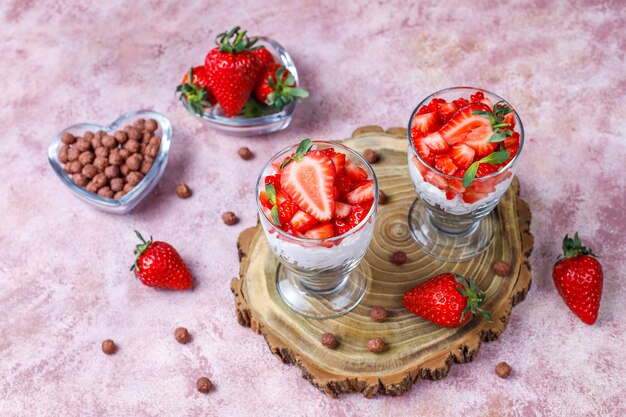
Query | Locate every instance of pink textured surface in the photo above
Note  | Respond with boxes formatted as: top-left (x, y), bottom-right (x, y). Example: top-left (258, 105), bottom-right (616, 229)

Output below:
top-left (1, 1), bottom-right (624, 416)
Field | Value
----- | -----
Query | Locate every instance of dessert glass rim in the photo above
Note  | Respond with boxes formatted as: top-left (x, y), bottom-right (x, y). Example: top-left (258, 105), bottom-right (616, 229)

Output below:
top-left (47, 109), bottom-right (172, 210)
top-left (255, 140), bottom-right (379, 243)
top-left (408, 86), bottom-right (525, 181)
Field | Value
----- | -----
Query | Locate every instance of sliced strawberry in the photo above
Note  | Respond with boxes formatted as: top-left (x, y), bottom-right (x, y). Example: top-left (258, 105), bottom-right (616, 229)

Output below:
top-left (437, 102), bottom-right (459, 122)
top-left (290, 210), bottom-right (317, 232)
top-left (470, 91), bottom-right (485, 103)
top-left (503, 111), bottom-right (516, 129)
top-left (452, 97), bottom-right (469, 108)
top-left (272, 154), bottom-right (293, 172)
top-left (462, 124), bottom-right (498, 157)
top-left (424, 171), bottom-right (448, 190)
top-left (449, 143), bottom-right (475, 169)
top-left (334, 201), bottom-right (352, 219)
top-left (411, 112), bottom-right (442, 139)
top-left (413, 138), bottom-right (435, 165)
top-left (344, 160), bottom-right (368, 182)
top-left (280, 151), bottom-right (336, 222)
top-left (439, 103), bottom-right (492, 146)
top-left (347, 201), bottom-right (372, 227)
top-left (412, 154), bottom-right (429, 177)
top-left (262, 206), bottom-right (277, 225)
top-left (259, 191), bottom-right (273, 209)
top-left (421, 131), bottom-right (450, 154)
top-left (264, 174), bottom-right (282, 191)
top-left (330, 153), bottom-right (346, 176)
top-left (277, 200), bottom-right (298, 224)
top-left (462, 188), bottom-right (489, 204)
top-left (319, 148), bottom-right (336, 157)
top-left (434, 155), bottom-right (458, 176)
top-left (345, 180), bottom-right (375, 204)
top-left (304, 223), bottom-right (335, 239)
top-left (448, 170), bottom-right (466, 193)
top-left (333, 218), bottom-right (351, 236)
top-left (445, 189), bottom-right (459, 200)
top-left (275, 189), bottom-right (289, 204)
top-left (470, 180), bottom-right (496, 194)
top-left (480, 97), bottom-right (493, 110)
top-left (334, 175), bottom-right (352, 199)
top-left (476, 163), bottom-right (497, 177)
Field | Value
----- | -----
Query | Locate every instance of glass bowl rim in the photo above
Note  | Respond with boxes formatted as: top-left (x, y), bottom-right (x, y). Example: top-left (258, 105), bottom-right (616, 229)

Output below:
top-left (47, 109), bottom-right (172, 209)
top-left (255, 140), bottom-right (379, 243)
top-left (407, 86), bottom-right (525, 181)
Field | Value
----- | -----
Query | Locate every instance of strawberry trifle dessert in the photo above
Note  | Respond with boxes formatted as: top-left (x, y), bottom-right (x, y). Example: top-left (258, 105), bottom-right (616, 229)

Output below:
top-left (256, 139), bottom-right (378, 319)
top-left (407, 87), bottom-right (524, 261)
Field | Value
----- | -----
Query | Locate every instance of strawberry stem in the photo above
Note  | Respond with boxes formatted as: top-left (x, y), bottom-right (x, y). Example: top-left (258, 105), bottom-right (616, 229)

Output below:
top-left (561, 232), bottom-right (596, 259)
top-left (215, 26), bottom-right (260, 53)
top-left (130, 230), bottom-right (153, 272)
top-left (454, 274), bottom-right (492, 323)
top-left (175, 67), bottom-right (213, 117)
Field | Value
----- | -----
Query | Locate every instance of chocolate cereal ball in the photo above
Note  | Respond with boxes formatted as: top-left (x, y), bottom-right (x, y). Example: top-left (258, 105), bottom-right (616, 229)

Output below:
top-left (92, 173), bottom-right (108, 189)
top-left (104, 164), bottom-right (120, 179)
top-left (120, 164), bottom-right (130, 176)
top-left (108, 150), bottom-right (123, 166)
top-left (132, 119), bottom-right (145, 131)
top-left (78, 151), bottom-right (94, 165)
top-left (67, 147), bottom-right (80, 162)
top-left (81, 164), bottom-right (98, 179)
top-left (98, 186), bottom-right (114, 199)
top-left (114, 191), bottom-right (126, 200)
top-left (123, 139), bottom-right (140, 153)
top-left (58, 146), bottom-right (69, 164)
top-left (91, 135), bottom-right (103, 149)
top-left (83, 131), bottom-right (95, 141)
top-left (118, 149), bottom-right (130, 160)
top-left (145, 118), bottom-right (158, 132)
top-left (145, 143), bottom-right (159, 158)
top-left (140, 160), bottom-right (153, 175)
top-left (114, 130), bottom-right (128, 144)
top-left (61, 132), bottom-right (75, 144)
top-left (109, 177), bottom-right (124, 192)
top-left (126, 171), bottom-right (144, 186)
top-left (126, 126), bottom-right (141, 141)
top-left (75, 138), bottom-right (92, 152)
top-left (102, 135), bottom-right (116, 148)
top-left (93, 156), bottom-right (108, 171)
top-left (68, 161), bottom-right (83, 174)
top-left (149, 136), bottom-right (161, 147)
top-left (126, 154), bottom-right (142, 171)
top-left (95, 146), bottom-right (110, 158)
top-left (86, 181), bottom-right (99, 194)
top-left (123, 182), bottom-right (134, 193)
top-left (72, 173), bottom-right (89, 187)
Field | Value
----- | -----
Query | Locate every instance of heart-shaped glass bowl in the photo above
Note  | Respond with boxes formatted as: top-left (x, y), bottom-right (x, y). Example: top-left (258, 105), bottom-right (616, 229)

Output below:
top-left (48, 109), bottom-right (172, 214)
top-left (180, 37), bottom-right (299, 136)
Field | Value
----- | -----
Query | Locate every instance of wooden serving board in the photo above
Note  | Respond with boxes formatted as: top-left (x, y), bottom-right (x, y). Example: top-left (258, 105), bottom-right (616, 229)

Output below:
top-left (230, 126), bottom-right (533, 398)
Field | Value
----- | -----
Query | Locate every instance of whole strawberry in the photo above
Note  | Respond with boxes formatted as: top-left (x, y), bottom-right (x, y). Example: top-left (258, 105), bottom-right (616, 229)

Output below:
top-left (254, 64), bottom-right (309, 110)
top-left (252, 46), bottom-right (276, 69)
top-left (552, 233), bottom-right (603, 324)
top-left (130, 231), bottom-right (193, 290)
top-left (204, 26), bottom-right (261, 117)
top-left (176, 66), bottom-right (216, 117)
top-left (403, 273), bottom-right (492, 327)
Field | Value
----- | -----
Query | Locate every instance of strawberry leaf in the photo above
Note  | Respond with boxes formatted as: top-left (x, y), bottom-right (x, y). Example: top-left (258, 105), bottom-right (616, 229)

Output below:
top-left (270, 206), bottom-right (281, 226)
top-left (463, 162), bottom-right (480, 187)
top-left (265, 184), bottom-right (277, 205)
top-left (294, 138), bottom-right (313, 162)
top-left (480, 151), bottom-right (510, 164)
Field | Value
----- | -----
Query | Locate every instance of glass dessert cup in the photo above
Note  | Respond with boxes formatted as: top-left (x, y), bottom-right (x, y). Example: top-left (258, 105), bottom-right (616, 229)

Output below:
top-left (256, 141), bottom-right (378, 319)
top-left (407, 87), bottom-right (524, 262)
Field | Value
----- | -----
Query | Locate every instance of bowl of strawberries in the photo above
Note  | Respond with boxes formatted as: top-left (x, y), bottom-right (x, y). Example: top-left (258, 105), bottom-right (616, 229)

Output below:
top-left (177, 26), bottom-right (308, 136)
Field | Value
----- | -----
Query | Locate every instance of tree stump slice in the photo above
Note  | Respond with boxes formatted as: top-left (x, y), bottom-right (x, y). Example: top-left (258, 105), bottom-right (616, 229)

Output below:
top-left (230, 126), bottom-right (533, 398)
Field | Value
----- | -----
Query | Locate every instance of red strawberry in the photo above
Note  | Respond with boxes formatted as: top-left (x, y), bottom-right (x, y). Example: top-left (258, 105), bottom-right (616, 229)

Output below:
top-left (402, 273), bottom-right (492, 327)
top-left (411, 112), bottom-right (442, 139)
top-left (462, 188), bottom-right (489, 203)
top-left (476, 163), bottom-right (497, 177)
top-left (259, 191), bottom-right (272, 209)
top-left (347, 201), bottom-right (372, 227)
top-left (131, 231), bottom-right (193, 290)
top-left (344, 160), bottom-right (368, 182)
top-left (304, 223), bottom-right (335, 239)
top-left (424, 170), bottom-right (448, 190)
top-left (413, 138), bottom-right (435, 166)
top-left (333, 218), bottom-right (351, 236)
top-left (552, 233), bottom-right (603, 324)
top-left (434, 155), bottom-right (458, 176)
top-left (421, 131), bottom-right (450, 154)
top-left (334, 201), bottom-right (352, 219)
top-left (176, 66), bottom-right (216, 117)
top-left (503, 111), bottom-right (516, 129)
top-left (437, 101), bottom-right (459, 122)
top-left (290, 210), bottom-right (317, 232)
top-left (205, 27), bottom-right (262, 117)
top-left (452, 97), bottom-right (469, 108)
top-left (330, 153), bottom-right (346, 176)
top-left (462, 124), bottom-right (498, 157)
top-left (334, 175), bottom-right (352, 199)
top-left (439, 103), bottom-right (492, 146)
top-left (281, 150), bottom-right (336, 221)
top-left (254, 64), bottom-right (309, 110)
top-left (275, 189), bottom-right (289, 204)
top-left (264, 174), bottom-right (282, 191)
top-left (449, 143), bottom-right (475, 169)
top-left (470, 91), bottom-right (485, 103)
top-left (345, 180), bottom-right (375, 204)
top-left (277, 199), bottom-right (298, 224)
top-left (252, 46), bottom-right (275, 69)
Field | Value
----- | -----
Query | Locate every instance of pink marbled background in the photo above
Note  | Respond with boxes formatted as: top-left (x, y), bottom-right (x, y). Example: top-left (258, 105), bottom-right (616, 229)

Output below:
top-left (1, 0), bottom-right (625, 416)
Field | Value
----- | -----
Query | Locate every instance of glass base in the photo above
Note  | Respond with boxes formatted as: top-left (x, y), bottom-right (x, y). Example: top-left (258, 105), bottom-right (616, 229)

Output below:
top-left (408, 198), bottom-right (496, 262)
top-left (276, 264), bottom-right (369, 320)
